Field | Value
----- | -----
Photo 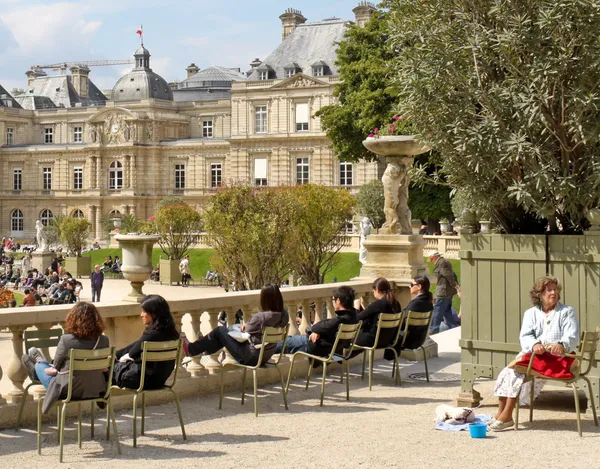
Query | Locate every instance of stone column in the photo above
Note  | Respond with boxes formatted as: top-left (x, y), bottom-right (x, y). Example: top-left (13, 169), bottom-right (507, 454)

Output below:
top-left (125, 155), bottom-right (132, 189)
top-left (6, 326), bottom-right (29, 404)
top-left (94, 205), bottom-right (102, 241)
top-left (87, 204), bottom-right (96, 237)
top-left (91, 156), bottom-right (98, 189)
top-left (203, 309), bottom-right (222, 373)
top-left (186, 310), bottom-right (208, 377)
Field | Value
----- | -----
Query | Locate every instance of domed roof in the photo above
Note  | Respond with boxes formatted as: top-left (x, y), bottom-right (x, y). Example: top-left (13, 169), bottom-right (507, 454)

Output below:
top-left (179, 66), bottom-right (247, 89)
top-left (112, 44), bottom-right (173, 102)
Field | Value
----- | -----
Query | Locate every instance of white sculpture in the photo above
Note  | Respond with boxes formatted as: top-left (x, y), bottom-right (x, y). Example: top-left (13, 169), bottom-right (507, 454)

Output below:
top-left (35, 220), bottom-right (49, 252)
top-left (380, 156), bottom-right (413, 235)
top-left (359, 217), bottom-right (371, 265)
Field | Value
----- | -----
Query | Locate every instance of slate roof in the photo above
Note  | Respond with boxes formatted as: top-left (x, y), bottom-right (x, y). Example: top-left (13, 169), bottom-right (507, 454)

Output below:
top-left (247, 19), bottom-right (349, 80)
top-left (178, 66), bottom-right (247, 89)
top-left (0, 85), bottom-right (22, 108)
top-left (16, 75), bottom-right (107, 109)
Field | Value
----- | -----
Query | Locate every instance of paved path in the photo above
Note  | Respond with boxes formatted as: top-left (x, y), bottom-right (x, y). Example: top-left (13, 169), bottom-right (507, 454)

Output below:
top-left (0, 328), bottom-right (598, 468)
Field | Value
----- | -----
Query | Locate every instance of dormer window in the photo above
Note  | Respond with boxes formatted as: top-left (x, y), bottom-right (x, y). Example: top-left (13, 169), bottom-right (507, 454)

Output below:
top-left (311, 60), bottom-right (329, 77)
top-left (259, 71), bottom-right (269, 81)
top-left (256, 63), bottom-right (275, 81)
top-left (283, 62), bottom-right (302, 78)
top-left (313, 67), bottom-right (324, 77)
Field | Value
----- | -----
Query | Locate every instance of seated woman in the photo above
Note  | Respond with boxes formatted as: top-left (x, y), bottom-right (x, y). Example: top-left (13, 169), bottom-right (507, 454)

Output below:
top-left (101, 256), bottom-right (113, 272)
top-left (356, 277), bottom-right (401, 349)
top-left (383, 276), bottom-right (434, 359)
top-left (111, 256), bottom-right (121, 273)
top-left (20, 302), bottom-right (109, 414)
top-left (150, 263), bottom-right (160, 281)
top-left (182, 284), bottom-right (289, 366)
top-left (113, 295), bottom-right (179, 389)
top-left (489, 276), bottom-right (579, 432)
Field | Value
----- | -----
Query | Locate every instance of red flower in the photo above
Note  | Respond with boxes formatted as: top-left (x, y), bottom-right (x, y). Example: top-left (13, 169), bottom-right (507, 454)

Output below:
top-left (368, 134), bottom-right (374, 138)
top-left (148, 216), bottom-right (155, 222)
top-left (393, 115), bottom-right (399, 120)
top-left (374, 128), bottom-right (379, 134)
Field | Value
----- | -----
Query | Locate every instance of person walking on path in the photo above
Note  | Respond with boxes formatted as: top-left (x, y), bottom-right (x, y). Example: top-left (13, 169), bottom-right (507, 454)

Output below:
top-left (90, 264), bottom-right (104, 302)
top-left (429, 251), bottom-right (460, 334)
top-left (179, 255), bottom-right (190, 287)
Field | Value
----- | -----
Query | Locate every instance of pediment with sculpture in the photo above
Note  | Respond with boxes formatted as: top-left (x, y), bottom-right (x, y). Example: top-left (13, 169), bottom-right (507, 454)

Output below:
top-left (87, 108), bottom-right (138, 145)
top-left (270, 73), bottom-right (328, 90)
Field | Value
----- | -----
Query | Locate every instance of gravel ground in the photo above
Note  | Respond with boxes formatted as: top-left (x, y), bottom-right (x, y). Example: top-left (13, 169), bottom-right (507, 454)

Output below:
top-left (0, 357), bottom-right (598, 469)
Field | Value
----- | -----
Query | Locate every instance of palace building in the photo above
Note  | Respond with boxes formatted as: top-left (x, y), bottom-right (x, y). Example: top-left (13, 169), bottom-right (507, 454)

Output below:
top-left (0, 2), bottom-right (381, 241)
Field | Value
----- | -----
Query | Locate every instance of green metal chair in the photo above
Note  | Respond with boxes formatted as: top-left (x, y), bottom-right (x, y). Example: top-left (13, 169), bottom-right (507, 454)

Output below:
top-left (219, 324), bottom-right (290, 417)
top-left (285, 321), bottom-right (362, 406)
top-left (350, 312), bottom-right (404, 390)
top-left (392, 310), bottom-right (433, 383)
top-left (37, 346), bottom-right (121, 463)
top-left (110, 339), bottom-right (186, 447)
top-left (16, 327), bottom-right (63, 429)
top-left (515, 329), bottom-right (600, 437)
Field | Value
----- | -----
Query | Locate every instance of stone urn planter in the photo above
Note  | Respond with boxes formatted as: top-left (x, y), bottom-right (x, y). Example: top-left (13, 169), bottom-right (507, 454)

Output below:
top-left (115, 234), bottom-right (159, 302)
top-left (160, 258), bottom-right (182, 286)
top-left (479, 220), bottom-right (491, 233)
top-left (440, 221), bottom-right (450, 234)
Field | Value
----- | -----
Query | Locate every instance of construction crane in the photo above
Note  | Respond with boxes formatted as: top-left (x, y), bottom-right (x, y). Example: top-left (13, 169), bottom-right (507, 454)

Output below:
top-left (30, 60), bottom-right (134, 74)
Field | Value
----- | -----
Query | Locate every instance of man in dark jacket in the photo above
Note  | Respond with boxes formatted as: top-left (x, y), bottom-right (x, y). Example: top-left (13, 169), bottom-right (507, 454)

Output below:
top-left (429, 251), bottom-right (460, 334)
top-left (275, 285), bottom-right (359, 356)
top-left (90, 264), bottom-right (104, 302)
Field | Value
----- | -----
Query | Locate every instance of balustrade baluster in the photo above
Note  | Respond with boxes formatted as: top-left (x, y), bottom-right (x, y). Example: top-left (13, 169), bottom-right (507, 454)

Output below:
top-left (314, 298), bottom-right (326, 323)
top-left (298, 300), bottom-right (311, 335)
top-left (221, 309), bottom-right (238, 365)
top-left (285, 302), bottom-right (300, 336)
top-left (202, 309), bottom-right (222, 373)
top-left (172, 313), bottom-right (191, 379)
top-left (326, 297), bottom-right (335, 321)
top-left (7, 326), bottom-right (28, 404)
top-left (0, 363), bottom-right (6, 404)
top-left (186, 310), bottom-right (208, 377)
top-left (31, 323), bottom-right (55, 400)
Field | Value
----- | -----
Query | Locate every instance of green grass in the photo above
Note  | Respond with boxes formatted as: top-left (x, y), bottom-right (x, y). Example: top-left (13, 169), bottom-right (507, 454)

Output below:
top-left (324, 252), bottom-right (363, 283)
top-left (84, 248), bottom-right (214, 280)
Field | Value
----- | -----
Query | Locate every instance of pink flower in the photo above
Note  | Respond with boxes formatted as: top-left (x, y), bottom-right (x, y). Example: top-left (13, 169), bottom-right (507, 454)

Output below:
top-left (148, 216), bottom-right (155, 221)
top-left (114, 227), bottom-right (120, 233)
top-left (400, 114), bottom-right (407, 120)
top-left (393, 115), bottom-right (399, 120)
top-left (374, 128), bottom-right (379, 134)
top-left (368, 134), bottom-right (374, 138)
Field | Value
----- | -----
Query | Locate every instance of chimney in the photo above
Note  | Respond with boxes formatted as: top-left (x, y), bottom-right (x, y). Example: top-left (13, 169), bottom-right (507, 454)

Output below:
top-left (250, 58), bottom-right (262, 69)
top-left (279, 8), bottom-right (307, 41)
top-left (25, 69), bottom-right (47, 86)
top-left (352, 1), bottom-right (376, 28)
top-left (186, 63), bottom-right (200, 78)
top-left (70, 66), bottom-right (90, 98)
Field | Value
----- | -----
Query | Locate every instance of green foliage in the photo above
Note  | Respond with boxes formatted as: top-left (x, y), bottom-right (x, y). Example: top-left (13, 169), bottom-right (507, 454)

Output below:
top-left (289, 184), bottom-right (355, 285)
top-left (59, 218), bottom-right (92, 257)
top-left (204, 185), bottom-right (297, 290)
top-left (317, 11), bottom-right (415, 163)
top-left (154, 202), bottom-right (203, 260)
top-left (45, 214), bottom-right (65, 248)
top-left (356, 180), bottom-right (385, 229)
top-left (99, 214), bottom-right (116, 239)
top-left (156, 196), bottom-right (184, 211)
top-left (386, 0), bottom-right (600, 233)
top-left (409, 184), bottom-right (452, 221)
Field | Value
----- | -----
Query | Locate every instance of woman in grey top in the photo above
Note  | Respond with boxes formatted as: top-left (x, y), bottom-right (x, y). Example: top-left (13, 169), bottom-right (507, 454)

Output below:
top-left (21, 302), bottom-right (109, 414)
top-left (182, 284), bottom-right (289, 366)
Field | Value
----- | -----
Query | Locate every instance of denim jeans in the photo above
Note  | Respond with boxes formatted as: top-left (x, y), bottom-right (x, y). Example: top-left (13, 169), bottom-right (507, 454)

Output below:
top-left (275, 334), bottom-right (308, 354)
top-left (34, 362), bottom-right (55, 388)
top-left (430, 297), bottom-right (457, 334)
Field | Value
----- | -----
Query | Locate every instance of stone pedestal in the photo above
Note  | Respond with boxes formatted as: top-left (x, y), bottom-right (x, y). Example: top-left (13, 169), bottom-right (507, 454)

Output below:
top-left (357, 234), bottom-right (427, 282)
top-left (31, 251), bottom-right (54, 272)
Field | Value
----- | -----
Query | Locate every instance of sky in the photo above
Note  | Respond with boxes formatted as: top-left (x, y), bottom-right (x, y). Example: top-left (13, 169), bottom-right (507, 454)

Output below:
top-left (0, 0), bottom-right (364, 93)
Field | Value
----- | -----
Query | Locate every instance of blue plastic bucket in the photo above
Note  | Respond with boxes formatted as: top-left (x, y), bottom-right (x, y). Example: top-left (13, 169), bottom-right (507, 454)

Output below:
top-left (469, 423), bottom-right (487, 439)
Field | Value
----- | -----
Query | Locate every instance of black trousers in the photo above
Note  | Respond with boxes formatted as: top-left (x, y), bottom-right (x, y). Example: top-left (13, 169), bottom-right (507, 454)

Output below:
top-left (188, 326), bottom-right (258, 366)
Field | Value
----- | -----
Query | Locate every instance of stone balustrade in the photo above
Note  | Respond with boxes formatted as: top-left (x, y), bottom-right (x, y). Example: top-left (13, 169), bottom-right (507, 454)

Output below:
top-left (422, 235), bottom-right (460, 259)
top-left (0, 279), bottom-right (397, 428)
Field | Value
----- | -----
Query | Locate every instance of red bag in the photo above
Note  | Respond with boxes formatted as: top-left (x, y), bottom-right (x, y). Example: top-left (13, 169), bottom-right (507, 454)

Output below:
top-left (510, 352), bottom-right (577, 380)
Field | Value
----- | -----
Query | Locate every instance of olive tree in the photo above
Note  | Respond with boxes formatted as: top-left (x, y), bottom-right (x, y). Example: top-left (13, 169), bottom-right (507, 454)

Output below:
top-left (154, 201), bottom-right (203, 260)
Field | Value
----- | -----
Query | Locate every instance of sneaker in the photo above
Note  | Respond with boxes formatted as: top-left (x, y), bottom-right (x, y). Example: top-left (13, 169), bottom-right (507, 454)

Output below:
top-left (489, 419), bottom-right (514, 432)
top-left (28, 347), bottom-right (48, 364)
top-left (21, 354), bottom-right (38, 382)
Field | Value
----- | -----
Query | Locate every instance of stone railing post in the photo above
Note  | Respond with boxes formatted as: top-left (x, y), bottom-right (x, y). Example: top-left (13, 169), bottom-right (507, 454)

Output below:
top-left (172, 312), bottom-right (191, 379)
top-left (298, 300), bottom-right (311, 335)
top-left (186, 310), bottom-right (208, 377)
top-left (7, 326), bottom-right (29, 404)
top-left (203, 309), bottom-right (222, 373)
top-left (286, 301), bottom-right (300, 336)
top-left (242, 304), bottom-right (253, 324)
top-left (326, 297), bottom-right (335, 321)
top-left (314, 298), bottom-right (326, 323)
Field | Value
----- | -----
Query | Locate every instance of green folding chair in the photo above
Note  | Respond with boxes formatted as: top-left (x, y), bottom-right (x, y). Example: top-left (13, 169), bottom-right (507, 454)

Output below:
top-left (16, 327), bottom-right (63, 429)
top-left (393, 310), bottom-right (433, 383)
top-left (219, 324), bottom-right (290, 417)
top-left (515, 329), bottom-right (600, 436)
top-left (350, 312), bottom-right (404, 390)
top-left (37, 346), bottom-right (120, 463)
top-left (110, 339), bottom-right (186, 447)
top-left (285, 321), bottom-right (362, 406)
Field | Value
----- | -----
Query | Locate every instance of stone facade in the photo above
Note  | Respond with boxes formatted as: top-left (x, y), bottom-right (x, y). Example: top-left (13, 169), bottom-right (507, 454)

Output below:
top-left (0, 4), bottom-right (382, 241)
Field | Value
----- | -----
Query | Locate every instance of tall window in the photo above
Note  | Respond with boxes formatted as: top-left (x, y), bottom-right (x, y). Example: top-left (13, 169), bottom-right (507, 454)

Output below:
top-left (202, 120), bottom-right (213, 138)
top-left (108, 161), bottom-right (123, 190)
top-left (73, 166), bottom-right (83, 190)
top-left (175, 164), bottom-right (186, 189)
top-left (72, 209), bottom-right (84, 218)
top-left (42, 167), bottom-right (52, 190)
top-left (40, 209), bottom-right (53, 226)
top-left (6, 127), bottom-right (14, 146)
top-left (73, 126), bottom-right (83, 143)
top-left (258, 71), bottom-right (268, 80)
top-left (11, 209), bottom-right (23, 232)
top-left (296, 157), bottom-right (309, 185)
top-left (313, 67), bottom-right (324, 77)
top-left (211, 163), bottom-right (222, 188)
top-left (285, 69), bottom-right (294, 78)
top-left (13, 168), bottom-right (22, 191)
top-left (339, 162), bottom-right (353, 186)
top-left (255, 105), bottom-right (267, 133)
top-left (295, 103), bottom-right (309, 132)
top-left (44, 127), bottom-right (53, 144)
top-left (254, 158), bottom-right (267, 186)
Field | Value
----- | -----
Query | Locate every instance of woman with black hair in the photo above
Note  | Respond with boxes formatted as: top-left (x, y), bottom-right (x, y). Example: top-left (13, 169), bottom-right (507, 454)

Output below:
top-left (355, 277), bottom-right (401, 349)
top-left (113, 294), bottom-right (179, 389)
top-left (182, 284), bottom-right (289, 366)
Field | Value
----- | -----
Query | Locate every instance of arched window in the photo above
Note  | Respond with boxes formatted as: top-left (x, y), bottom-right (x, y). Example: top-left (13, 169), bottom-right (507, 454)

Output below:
top-left (108, 161), bottom-right (123, 190)
top-left (40, 209), bottom-right (54, 226)
top-left (11, 209), bottom-right (24, 232)
top-left (109, 210), bottom-right (122, 219)
top-left (72, 209), bottom-right (85, 218)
